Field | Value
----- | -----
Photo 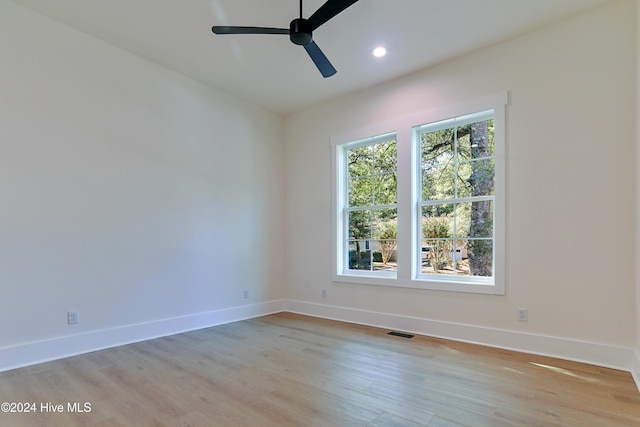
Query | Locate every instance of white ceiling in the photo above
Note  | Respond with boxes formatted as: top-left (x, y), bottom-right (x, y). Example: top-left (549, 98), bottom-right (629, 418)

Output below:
top-left (11, 0), bottom-right (614, 115)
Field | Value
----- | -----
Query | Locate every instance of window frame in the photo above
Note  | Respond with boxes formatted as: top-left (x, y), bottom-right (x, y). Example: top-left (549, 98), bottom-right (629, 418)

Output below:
top-left (335, 133), bottom-right (399, 281)
top-left (414, 110), bottom-right (496, 286)
top-left (332, 91), bottom-right (507, 294)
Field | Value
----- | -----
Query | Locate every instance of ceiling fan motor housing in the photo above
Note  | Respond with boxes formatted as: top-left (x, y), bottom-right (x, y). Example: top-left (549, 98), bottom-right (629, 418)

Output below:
top-left (290, 18), bottom-right (313, 45)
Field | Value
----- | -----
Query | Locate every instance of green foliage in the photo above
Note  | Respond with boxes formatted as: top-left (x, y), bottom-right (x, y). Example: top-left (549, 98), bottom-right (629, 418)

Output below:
top-left (422, 216), bottom-right (452, 272)
top-left (421, 128), bottom-right (454, 166)
top-left (348, 211), bottom-right (370, 239)
top-left (348, 140), bottom-right (397, 207)
top-left (422, 216), bottom-right (451, 239)
top-left (375, 221), bottom-right (397, 239)
top-left (455, 203), bottom-right (471, 238)
top-left (375, 221), bottom-right (397, 264)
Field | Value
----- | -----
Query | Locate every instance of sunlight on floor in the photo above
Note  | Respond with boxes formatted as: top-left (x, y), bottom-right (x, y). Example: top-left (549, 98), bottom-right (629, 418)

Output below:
top-left (502, 367), bottom-right (525, 375)
top-left (530, 362), bottom-right (600, 383)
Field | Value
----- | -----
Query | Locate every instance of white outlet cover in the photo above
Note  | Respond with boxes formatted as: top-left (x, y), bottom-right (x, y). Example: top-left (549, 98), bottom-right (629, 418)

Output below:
top-left (517, 308), bottom-right (528, 321)
top-left (68, 310), bottom-right (79, 324)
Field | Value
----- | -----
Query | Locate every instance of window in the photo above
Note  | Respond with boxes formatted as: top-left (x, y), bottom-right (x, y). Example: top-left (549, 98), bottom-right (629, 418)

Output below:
top-left (332, 92), bottom-right (506, 294)
top-left (340, 134), bottom-right (398, 277)
top-left (416, 111), bottom-right (495, 284)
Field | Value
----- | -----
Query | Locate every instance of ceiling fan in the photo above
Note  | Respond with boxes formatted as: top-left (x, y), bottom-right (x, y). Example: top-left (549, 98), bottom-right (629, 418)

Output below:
top-left (212, 0), bottom-right (359, 78)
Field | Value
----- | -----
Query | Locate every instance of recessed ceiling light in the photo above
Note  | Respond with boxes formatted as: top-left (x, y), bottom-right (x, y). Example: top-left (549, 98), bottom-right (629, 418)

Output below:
top-left (372, 46), bottom-right (387, 58)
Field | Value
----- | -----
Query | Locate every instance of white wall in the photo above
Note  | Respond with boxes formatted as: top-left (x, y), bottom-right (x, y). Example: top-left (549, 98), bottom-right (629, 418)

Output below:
top-left (0, 1), bottom-right (285, 367)
top-left (285, 0), bottom-right (636, 364)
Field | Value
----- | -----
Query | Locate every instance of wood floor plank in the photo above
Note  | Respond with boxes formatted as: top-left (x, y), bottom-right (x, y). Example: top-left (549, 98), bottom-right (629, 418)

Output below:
top-left (1, 312), bottom-right (639, 426)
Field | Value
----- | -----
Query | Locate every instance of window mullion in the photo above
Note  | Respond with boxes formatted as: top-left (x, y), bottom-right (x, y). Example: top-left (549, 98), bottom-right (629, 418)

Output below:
top-left (393, 127), bottom-right (411, 282)
top-left (346, 203), bottom-right (397, 212)
top-left (453, 126), bottom-right (459, 275)
top-left (369, 145), bottom-right (375, 271)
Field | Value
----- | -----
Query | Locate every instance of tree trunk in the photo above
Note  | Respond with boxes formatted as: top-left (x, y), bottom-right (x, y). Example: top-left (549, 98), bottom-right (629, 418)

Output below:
top-left (468, 122), bottom-right (493, 276)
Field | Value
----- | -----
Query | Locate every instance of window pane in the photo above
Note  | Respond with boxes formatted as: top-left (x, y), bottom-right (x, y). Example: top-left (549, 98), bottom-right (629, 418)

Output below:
top-left (374, 173), bottom-right (397, 205)
top-left (373, 139), bottom-right (397, 174)
top-left (348, 241), bottom-right (371, 271)
top-left (348, 146), bottom-right (372, 177)
top-left (421, 167), bottom-right (436, 201)
top-left (348, 210), bottom-right (371, 239)
top-left (457, 161), bottom-right (473, 198)
top-left (457, 201), bottom-right (493, 238)
top-left (422, 204), bottom-right (454, 238)
top-left (466, 239), bottom-right (493, 277)
top-left (371, 240), bottom-right (397, 271)
top-left (465, 158), bottom-right (495, 197)
top-left (457, 119), bottom-right (495, 159)
top-left (421, 239), bottom-right (454, 274)
top-left (421, 239), bottom-right (471, 276)
top-left (456, 126), bottom-right (472, 161)
top-left (422, 164), bottom-right (454, 201)
top-left (421, 128), bottom-right (454, 168)
top-left (457, 160), bottom-right (495, 198)
top-left (372, 209), bottom-right (397, 239)
top-left (454, 203), bottom-right (471, 238)
top-left (370, 210), bottom-right (397, 271)
top-left (348, 177), bottom-right (372, 207)
top-left (420, 240), bottom-right (429, 270)
top-left (452, 241), bottom-right (470, 275)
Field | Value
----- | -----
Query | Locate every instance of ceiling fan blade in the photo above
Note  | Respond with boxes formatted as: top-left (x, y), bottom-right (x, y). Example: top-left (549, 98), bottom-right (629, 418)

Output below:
top-left (212, 26), bottom-right (289, 35)
top-left (308, 0), bottom-right (359, 30)
top-left (303, 41), bottom-right (337, 78)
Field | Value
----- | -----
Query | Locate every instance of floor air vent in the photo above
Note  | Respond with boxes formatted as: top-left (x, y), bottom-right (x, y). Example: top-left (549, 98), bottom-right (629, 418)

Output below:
top-left (387, 331), bottom-right (414, 339)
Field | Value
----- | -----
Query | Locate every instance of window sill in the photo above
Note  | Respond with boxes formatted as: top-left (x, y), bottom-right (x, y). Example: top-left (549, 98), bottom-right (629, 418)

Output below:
top-left (332, 272), bottom-right (504, 295)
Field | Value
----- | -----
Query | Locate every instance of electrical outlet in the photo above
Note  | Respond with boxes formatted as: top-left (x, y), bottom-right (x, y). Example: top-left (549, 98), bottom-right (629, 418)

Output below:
top-left (243, 289), bottom-right (249, 299)
top-left (322, 289), bottom-right (327, 299)
top-left (517, 308), bottom-right (528, 322)
top-left (68, 310), bottom-right (79, 325)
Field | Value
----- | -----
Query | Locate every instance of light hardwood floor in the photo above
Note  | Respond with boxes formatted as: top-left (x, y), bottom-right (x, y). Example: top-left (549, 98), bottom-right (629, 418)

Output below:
top-left (1, 312), bottom-right (639, 426)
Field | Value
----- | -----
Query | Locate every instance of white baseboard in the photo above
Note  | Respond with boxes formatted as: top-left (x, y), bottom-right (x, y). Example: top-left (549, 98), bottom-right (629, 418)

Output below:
top-left (632, 348), bottom-right (640, 392)
top-left (286, 300), bottom-right (635, 374)
top-left (0, 300), bottom-right (286, 373)
top-left (3, 298), bottom-right (638, 394)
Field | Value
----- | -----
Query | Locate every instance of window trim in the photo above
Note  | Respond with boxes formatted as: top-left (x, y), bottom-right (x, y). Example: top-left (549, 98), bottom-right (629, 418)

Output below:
top-left (332, 91), bottom-right (507, 294)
